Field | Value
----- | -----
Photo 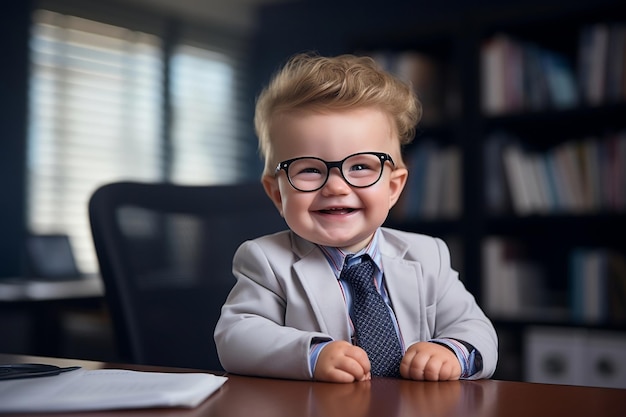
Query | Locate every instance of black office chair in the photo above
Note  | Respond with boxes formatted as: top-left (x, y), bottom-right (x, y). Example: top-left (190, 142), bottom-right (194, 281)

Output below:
top-left (89, 181), bottom-right (286, 371)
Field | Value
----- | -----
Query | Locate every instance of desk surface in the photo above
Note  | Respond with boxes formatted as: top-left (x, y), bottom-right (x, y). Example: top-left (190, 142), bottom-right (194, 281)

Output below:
top-left (0, 275), bottom-right (103, 302)
top-left (1, 353), bottom-right (625, 417)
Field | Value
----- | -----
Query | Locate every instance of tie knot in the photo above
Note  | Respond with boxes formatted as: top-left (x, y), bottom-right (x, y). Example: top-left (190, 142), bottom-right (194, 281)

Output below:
top-left (341, 255), bottom-right (374, 288)
top-left (343, 253), bottom-right (370, 268)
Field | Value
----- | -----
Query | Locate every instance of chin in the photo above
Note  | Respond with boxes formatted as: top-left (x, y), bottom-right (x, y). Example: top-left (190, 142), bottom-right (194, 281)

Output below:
top-left (311, 236), bottom-right (359, 250)
top-left (336, 237), bottom-right (371, 253)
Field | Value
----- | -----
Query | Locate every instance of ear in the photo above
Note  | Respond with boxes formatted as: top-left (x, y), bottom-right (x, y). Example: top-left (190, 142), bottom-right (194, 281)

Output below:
top-left (262, 174), bottom-right (284, 217)
top-left (388, 167), bottom-right (408, 209)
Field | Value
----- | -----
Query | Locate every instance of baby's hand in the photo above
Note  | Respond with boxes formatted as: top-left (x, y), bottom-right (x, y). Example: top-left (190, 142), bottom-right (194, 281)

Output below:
top-left (314, 340), bottom-right (371, 383)
top-left (400, 341), bottom-right (462, 381)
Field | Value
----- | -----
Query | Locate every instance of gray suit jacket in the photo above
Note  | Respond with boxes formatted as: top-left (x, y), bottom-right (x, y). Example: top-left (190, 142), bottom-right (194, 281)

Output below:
top-left (214, 227), bottom-right (498, 380)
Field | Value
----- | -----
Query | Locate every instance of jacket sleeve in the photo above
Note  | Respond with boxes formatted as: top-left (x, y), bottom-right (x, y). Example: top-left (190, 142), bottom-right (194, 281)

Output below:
top-left (214, 238), bottom-right (329, 380)
top-left (427, 237), bottom-right (498, 379)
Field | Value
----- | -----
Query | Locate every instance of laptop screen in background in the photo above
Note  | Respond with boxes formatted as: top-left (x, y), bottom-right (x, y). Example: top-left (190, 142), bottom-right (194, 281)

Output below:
top-left (25, 234), bottom-right (81, 280)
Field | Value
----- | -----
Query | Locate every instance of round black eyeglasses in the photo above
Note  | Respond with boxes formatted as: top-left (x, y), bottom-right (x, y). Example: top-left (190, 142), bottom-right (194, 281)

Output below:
top-left (275, 151), bottom-right (395, 192)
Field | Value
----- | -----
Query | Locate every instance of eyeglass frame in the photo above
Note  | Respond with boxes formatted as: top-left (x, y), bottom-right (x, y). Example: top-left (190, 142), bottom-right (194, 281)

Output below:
top-left (274, 151), bottom-right (396, 192)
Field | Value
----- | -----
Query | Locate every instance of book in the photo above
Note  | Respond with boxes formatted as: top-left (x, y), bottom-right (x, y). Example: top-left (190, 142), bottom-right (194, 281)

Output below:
top-left (394, 140), bottom-right (462, 220)
top-left (368, 50), bottom-right (444, 124)
top-left (421, 145), bottom-right (446, 219)
top-left (553, 142), bottom-right (586, 213)
top-left (569, 248), bottom-right (626, 324)
top-left (582, 249), bottom-right (606, 323)
top-left (482, 237), bottom-right (548, 318)
top-left (605, 24), bottom-right (626, 102)
top-left (579, 137), bottom-right (602, 212)
top-left (482, 237), bottom-right (506, 315)
top-left (502, 142), bottom-right (534, 215)
top-left (0, 368), bottom-right (228, 413)
top-left (579, 23), bottom-right (610, 105)
top-left (484, 133), bottom-right (511, 214)
top-left (481, 34), bottom-right (510, 115)
top-left (540, 50), bottom-right (579, 109)
top-left (526, 152), bottom-right (551, 214)
top-left (523, 43), bottom-right (551, 111)
top-left (394, 139), bottom-right (434, 220)
top-left (394, 51), bottom-right (443, 124)
top-left (439, 146), bottom-right (461, 219)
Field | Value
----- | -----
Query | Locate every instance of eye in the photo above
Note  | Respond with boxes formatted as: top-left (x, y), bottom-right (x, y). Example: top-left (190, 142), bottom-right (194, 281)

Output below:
top-left (343, 154), bottom-right (382, 179)
top-left (346, 157), bottom-right (377, 173)
top-left (299, 167), bottom-right (322, 174)
top-left (289, 159), bottom-right (326, 179)
top-left (347, 162), bottom-right (374, 172)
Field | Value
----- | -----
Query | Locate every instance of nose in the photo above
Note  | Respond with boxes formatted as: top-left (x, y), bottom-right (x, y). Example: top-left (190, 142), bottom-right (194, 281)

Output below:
top-left (320, 167), bottom-right (350, 195)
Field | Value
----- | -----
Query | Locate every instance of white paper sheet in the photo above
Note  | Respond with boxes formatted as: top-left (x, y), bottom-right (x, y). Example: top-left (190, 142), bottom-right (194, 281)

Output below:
top-left (0, 368), bottom-right (228, 412)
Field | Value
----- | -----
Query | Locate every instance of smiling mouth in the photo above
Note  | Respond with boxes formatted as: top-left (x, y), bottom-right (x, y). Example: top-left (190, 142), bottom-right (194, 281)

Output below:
top-left (317, 207), bottom-right (356, 215)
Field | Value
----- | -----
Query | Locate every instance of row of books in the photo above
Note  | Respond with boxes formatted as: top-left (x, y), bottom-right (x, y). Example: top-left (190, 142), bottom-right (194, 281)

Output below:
top-left (481, 237), bottom-right (564, 319)
top-left (570, 248), bottom-right (626, 324)
top-left (365, 50), bottom-right (461, 125)
top-left (481, 34), bottom-right (579, 115)
top-left (481, 22), bottom-right (626, 115)
top-left (482, 237), bottom-right (626, 324)
top-left (392, 140), bottom-right (461, 221)
top-left (484, 130), bottom-right (626, 216)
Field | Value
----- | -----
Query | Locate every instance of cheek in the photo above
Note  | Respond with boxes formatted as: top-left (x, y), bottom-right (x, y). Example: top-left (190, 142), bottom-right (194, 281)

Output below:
top-left (362, 183), bottom-right (395, 211)
top-left (278, 189), bottom-right (310, 220)
top-left (277, 181), bottom-right (296, 214)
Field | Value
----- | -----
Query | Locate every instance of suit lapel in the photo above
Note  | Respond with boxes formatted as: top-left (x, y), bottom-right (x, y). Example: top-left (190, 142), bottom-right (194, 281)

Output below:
top-left (379, 230), bottom-right (424, 346)
top-left (291, 234), bottom-right (351, 341)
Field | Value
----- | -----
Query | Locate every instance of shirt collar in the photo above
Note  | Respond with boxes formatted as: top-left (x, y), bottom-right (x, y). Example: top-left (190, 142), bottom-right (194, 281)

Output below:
top-left (317, 229), bottom-right (382, 278)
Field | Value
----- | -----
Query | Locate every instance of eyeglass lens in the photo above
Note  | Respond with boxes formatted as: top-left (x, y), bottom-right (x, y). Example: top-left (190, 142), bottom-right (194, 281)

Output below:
top-left (287, 153), bottom-right (385, 191)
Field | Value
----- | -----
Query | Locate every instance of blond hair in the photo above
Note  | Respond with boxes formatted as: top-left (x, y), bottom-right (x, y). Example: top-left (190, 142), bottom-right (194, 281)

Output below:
top-left (255, 52), bottom-right (422, 174)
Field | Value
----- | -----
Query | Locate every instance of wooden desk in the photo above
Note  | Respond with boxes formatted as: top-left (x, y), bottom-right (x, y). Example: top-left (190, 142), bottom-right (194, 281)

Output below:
top-left (1, 353), bottom-right (625, 417)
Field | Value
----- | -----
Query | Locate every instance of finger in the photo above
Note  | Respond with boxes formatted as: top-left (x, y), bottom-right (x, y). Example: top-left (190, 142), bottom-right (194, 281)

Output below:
top-left (407, 352), bottom-right (431, 380)
top-left (345, 346), bottom-right (371, 374)
top-left (337, 356), bottom-right (370, 381)
top-left (446, 361), bottom-right (462, 380)
top-left (323, 368), bottom-right (360, 383)
top-left (315, 357), bottom-right (363, 383)
top-left (435, 361), bottom-right (453, 381)
top-left (399, 350), bottom-right (417, 379)
top-left (423, 356), bottom-right (444, 381)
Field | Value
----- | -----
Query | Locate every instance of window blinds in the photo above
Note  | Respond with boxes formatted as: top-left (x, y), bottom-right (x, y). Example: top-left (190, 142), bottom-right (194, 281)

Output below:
top-left (27, 9), bottom-right (247, 273)
top-left (170, 45), bottom-right (245, 184)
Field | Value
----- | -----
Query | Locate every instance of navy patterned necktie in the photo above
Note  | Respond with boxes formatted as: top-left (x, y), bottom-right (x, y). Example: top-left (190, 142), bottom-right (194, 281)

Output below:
top-left (342, 255), bottom-right (403, 377)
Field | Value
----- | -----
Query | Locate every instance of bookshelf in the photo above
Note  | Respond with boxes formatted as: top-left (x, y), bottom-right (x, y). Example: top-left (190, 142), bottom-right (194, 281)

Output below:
top-left (478, 3), bottom-right (626, 383)
top-left (253, 0), bottom-right (626, 384)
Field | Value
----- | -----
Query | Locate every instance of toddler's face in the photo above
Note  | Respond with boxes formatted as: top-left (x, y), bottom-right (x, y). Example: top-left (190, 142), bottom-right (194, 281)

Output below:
top-left (262, 107), bottom-right (408, 252)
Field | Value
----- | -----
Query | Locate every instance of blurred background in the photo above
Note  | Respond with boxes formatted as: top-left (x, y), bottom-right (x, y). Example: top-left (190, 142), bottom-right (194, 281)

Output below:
top-left (1, 0), bottom-right (625, 387)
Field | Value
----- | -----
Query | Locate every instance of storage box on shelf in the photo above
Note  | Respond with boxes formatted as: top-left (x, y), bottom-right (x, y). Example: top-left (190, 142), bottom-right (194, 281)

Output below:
top-left (525, 326), bottom-right (626, 389)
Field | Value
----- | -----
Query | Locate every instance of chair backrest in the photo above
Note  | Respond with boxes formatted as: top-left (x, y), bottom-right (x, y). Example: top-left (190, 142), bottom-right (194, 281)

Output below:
top-left (89, 181), bottom-right (286, 371)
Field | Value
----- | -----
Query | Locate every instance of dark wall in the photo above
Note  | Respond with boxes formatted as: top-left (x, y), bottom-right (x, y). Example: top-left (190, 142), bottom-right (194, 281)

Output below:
top-left (0, 1), bottom-right (33, 277)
